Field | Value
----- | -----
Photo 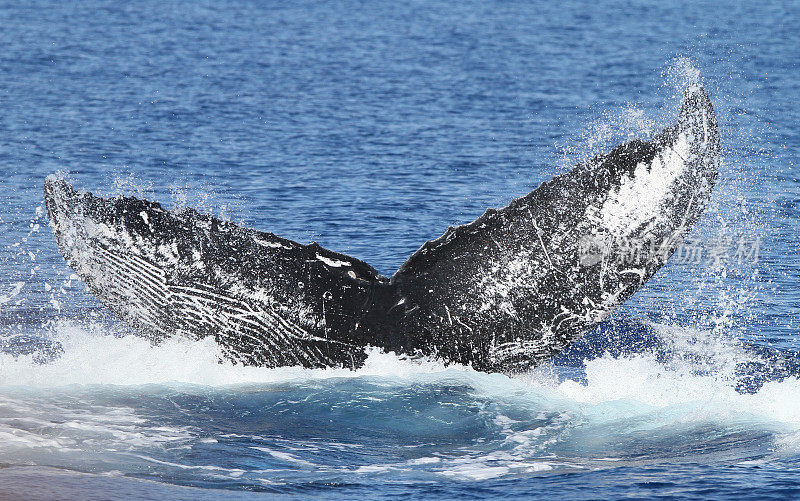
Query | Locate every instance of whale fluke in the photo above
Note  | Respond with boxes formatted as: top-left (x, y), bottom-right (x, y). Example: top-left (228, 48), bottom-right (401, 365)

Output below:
top-left (45, 84), bottom-right (719, 372)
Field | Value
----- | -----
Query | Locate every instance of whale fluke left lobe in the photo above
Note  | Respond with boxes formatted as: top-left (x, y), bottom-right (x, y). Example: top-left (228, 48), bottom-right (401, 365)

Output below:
top-left (44, 174), bottom-right (393, 368)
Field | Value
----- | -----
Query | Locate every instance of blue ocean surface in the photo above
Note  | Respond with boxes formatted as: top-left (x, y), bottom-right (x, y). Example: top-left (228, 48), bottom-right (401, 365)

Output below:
top-left (1, 0), bottom-right (799, 499)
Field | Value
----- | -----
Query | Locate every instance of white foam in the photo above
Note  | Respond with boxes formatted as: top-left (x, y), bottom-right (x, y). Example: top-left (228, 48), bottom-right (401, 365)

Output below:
top-left (251, 448), bottom-right (315, 467)
top-left (0, 320), bottom-right (466, 388)
top-left (552, 354), bottom-right (800, 428)
top-left (3, 318), bottom-right (800, 463)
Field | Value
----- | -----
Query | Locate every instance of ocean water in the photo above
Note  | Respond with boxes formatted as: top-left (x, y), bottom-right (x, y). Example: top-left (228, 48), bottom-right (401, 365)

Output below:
top-left (1, 0), bottom-right (799, 499)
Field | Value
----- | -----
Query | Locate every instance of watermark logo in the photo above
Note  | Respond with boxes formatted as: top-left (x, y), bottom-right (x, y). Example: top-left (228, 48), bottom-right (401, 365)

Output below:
top-left (674, 236), bottom-right (761, 266)
top-left (578, 234), bottom-right (761, 267)
top-left (578, 235), bottom-right (605, 267)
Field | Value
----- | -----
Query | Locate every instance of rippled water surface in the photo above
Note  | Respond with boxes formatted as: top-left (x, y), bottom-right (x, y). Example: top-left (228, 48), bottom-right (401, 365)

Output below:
top-left (1, 0), bottom-right (799, 499)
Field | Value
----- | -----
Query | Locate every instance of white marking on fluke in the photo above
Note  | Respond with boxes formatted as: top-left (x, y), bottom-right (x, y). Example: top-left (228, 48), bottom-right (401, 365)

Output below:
top-left (316, 254), bottom-right (350, 268)
top-left (254, 237), bottom-right (290, 249)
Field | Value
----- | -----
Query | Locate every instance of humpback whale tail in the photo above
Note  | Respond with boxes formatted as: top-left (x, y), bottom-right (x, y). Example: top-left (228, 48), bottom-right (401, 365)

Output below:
top-left (44, 84), bottom-right (720, 373)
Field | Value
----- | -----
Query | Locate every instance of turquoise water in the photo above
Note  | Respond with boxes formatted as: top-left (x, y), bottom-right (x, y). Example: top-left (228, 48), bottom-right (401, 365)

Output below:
top-left (1, 0), bottom-right (799, 498)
